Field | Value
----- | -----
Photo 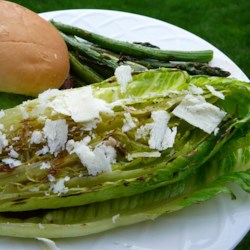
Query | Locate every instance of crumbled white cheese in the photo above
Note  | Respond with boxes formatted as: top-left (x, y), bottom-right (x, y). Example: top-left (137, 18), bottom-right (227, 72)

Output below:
top-left (148, 111), bottom-right (177, 151)
top-left (9, 125), bottom-right (14, 131)
top-left (19, 105), bottom-right (29, 119)
top-left (0, 110), bottom-right (5, 119)
top-left (36, 145), bottom-right (49, 156)
top-left (40, 162), bottom-right (51, 169)
top-left (30, 130), bottom-right (45, 144)
top-left (126, 151), bottom-right (161, 161)
top-left (206, 85), bottom-right (225, 100)
top-left (67, 138), bottom-right (116, 176)
top-left (122, 112), bottom-right (136, 132)
top-left (6, 145), bottom-right (13, 151)
top-left (38, 89), bottom-right (61, 103)
top-left (47, 86), bottom-right (113, 123)
top-left (135, 124), bottom-right (151, 141)
top-left (50, 176), bottom-right (70, 195)
top-left (2, 158), bottom-right (21, 168)
top-left (43, 119), bottom-right (68, 156)
top-left (8, 149), bottom-right (19, 158)
top-left (47, 174), bottom-right (56, 182)
top-left (0, 124), bottom-right (4, 131)
top-left (37, 89), bottom-right (61, 114)
top-left (81, 118), bottom-right (101, 131)
top-left (12, 137), bottom-right (20, 141)
top-left (115, 65), bottom-right (133, 93)
top-left (66, 136), bottom-right (91, 154)
top-left (0, 131), bottom-right (8, 154)
top-left (188, 84), bottom-right (204, 95)
top-left (214, 127), bottom-right (220, 135)
top-left (38, 223), bottom-right (45, 229)
top-left (112, 214), bottom-right (120, 224)
top-left (65, 140), bottom-right (77, 154)
top-left (135, 111), bottom-right (177, 151)
top-left (36, 237), bottom-right (61, 250)
top-left (172, 94), bottom-right (227, 134)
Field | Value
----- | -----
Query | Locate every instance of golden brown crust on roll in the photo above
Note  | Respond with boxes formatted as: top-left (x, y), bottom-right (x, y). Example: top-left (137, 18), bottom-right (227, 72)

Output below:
top-left (0, 0), bottom-right (70, 96)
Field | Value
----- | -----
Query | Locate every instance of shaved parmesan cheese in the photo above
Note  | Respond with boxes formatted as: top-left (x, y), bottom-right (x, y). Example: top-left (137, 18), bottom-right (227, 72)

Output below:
top-left (206, 85), bottom-right (225, 100)
top-left (48, 86), bottom-right (113, 123)
top-left (2, 158), bottom-right (21, 168)
top-left (149, 110), bottom-right (177, 151)
top-left (43, 119), bottom-right (68, 156)
top-left (172, 94), bottom-right (227, 134)
top-left (36, 146), bottom-right (49, 156)
top-left (0, 131), bottom-right (8, 154)
top-left (38, 89), bottom-right (60, 103)
top-left (188, 84), bottom-right (204, 95)
top-left (122, 112), bottom-right (136, 132)
top-left (0, 110), bottom-right (5, 119)
top-left (112, 214), bottom-right (120, 224)
top-left (40, 162), bottom-right (51, 169)
top-left (115, 65), bottom-right (133, 93)
top-left (135, 111), bottom-right (177, 151)
top-left (30, 130), bottom-right (45, 144)
top-left (12, 137), bottom-right (20, 141)
top-left (135, 124), bottom-right (151, 140)
top-left (47, 174), bottom-right (55, 182)
top-left (82, 118), bottom-right (101, 131)
top-left (37, 89), bottom-right (61, 115)
top-left (214, 127), bottom-right (220, 135)
top-left (8, 149), bottom-right (19, 158)
top-left (67, 138), bottom-right (116, 176)
top-left (50, 176), bottom-right (70, 195)
top-left (38, 223), bottom-right (45, 229)
top-left (135, 111), bottom-right (177, 150)
top-left (19, 105), bottom-right (29, 119)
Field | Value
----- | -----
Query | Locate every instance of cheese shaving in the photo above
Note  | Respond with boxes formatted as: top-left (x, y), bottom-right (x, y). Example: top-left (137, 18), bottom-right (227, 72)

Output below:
top-left (43, 119), bottom-right (68, 156)
top-left (115, 65), bottom-right (133, 93)
top-left (67, 138), bottom-right (116, 176)
top-left (172, 94), bottom-right (227, 134)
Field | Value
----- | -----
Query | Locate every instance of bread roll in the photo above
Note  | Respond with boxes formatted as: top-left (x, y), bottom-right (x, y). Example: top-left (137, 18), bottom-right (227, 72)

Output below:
top-left (0, 0), bottom-right (70, 96)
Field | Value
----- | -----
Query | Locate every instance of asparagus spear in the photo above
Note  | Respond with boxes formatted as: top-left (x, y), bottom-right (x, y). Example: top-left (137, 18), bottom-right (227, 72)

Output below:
top-left (122, 57), bottom-right (231, 77)
top-left (51, 20), bottom-right (213, 63)
top-left (60, 32), bottom-right (229, 77)
top-left (65, 35), bottom-right (229, 77)
top-left (69, 52), bottom-right (104, 84)
top-left (61, 32), bottom-right (119, 69)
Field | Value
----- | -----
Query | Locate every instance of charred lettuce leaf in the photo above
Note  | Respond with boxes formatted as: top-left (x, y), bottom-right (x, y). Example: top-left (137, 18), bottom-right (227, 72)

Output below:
top-left (0, 69), bottom-right (249, 238)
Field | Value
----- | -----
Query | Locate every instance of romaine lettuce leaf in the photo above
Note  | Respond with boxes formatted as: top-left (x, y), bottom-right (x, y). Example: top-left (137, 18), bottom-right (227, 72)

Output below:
top-left (0, 124), bottom-right (249, 238)
top-left (0, 69), bottom-right (249, 238)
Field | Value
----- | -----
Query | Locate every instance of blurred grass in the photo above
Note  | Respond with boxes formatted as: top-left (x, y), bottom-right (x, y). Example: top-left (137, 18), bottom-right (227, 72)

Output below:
top-left (6, 1), bottom-right (250, 249)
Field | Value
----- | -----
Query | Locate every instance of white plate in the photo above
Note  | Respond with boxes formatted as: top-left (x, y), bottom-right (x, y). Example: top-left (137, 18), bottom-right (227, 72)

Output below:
top-left (1, 9), bottom-right (249, 250)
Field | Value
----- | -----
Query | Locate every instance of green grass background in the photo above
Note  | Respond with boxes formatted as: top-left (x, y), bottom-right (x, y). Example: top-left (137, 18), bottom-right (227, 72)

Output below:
top-left (7, 1), bottom-right (250, 249)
